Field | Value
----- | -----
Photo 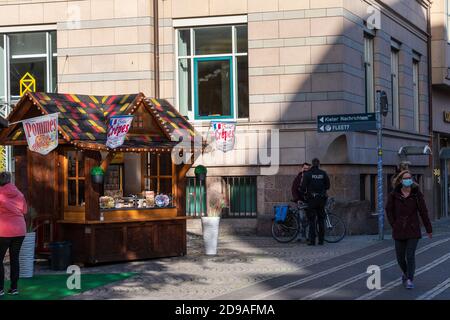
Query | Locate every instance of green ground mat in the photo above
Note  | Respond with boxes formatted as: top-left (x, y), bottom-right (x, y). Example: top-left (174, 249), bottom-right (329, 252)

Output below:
top-left (1, 273), bottom-right (135, 300)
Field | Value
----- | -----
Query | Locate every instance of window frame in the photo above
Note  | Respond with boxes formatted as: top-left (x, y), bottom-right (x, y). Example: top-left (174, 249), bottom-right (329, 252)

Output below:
top-left (1, 30), bottom-right (57, 103)
top-left (413, 59), bottom-right (420, 132)
top-left (63, 150), bottom-right (85, 212)
top-left (391, 48), bottom-right (400, 128)
top-left (193, 56), bottom-right (234, 120)
top-left (175, 24), bottom-right (248, 121)
top-left (447, 0), bottom-right (450, 43)
top-left (141, 153), bottom-right (175, 195)
top-left (364, 35), bottom-right (375, 113)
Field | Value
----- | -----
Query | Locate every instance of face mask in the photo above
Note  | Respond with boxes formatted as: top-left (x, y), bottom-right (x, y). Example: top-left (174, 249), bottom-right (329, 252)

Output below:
top-left (402, 179), bottom-right (413, 187)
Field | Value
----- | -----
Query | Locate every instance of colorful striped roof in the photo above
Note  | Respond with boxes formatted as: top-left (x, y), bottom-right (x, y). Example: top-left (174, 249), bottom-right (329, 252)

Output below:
top-left (2, 92), bottom-right (200, 150)
top-left (143, 97), bottom-right (198, 142)
top-left (32, 92), bottom-right (139, 141)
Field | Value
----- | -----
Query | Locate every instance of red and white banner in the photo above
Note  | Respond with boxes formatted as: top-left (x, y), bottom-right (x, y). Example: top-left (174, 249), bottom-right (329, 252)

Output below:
top-left (211, 121), bottom-right (236, 153)
top-left (22, 113), bottom-right (59, 155)
top-left (106, 115), bottom-right (134, 149)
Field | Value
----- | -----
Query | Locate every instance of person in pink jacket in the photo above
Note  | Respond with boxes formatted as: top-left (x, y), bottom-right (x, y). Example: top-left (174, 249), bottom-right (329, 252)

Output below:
top-left (0, 172), bottom-right (28, 296)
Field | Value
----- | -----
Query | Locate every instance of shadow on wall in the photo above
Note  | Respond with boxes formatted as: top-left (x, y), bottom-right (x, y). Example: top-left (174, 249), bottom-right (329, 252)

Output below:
top-left (245, 0), bottom-right (431, 235)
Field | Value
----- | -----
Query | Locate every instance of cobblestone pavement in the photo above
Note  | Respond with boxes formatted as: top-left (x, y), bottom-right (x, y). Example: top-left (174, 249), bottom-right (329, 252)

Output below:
top-left (6, 217), bottom-right (449, 300)
top-left (58, 234), bottom-right (380, 300)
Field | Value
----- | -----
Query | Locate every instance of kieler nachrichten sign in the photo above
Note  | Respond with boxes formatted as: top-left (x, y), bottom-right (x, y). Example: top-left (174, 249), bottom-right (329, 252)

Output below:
top-left (317, 113), bottom-right (377, 133)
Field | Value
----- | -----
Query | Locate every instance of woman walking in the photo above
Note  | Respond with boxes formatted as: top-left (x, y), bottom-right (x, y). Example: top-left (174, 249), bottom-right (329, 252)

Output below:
top-left (385, 170), bottom-right (433, 290)
top-left (0, 172), bottom-right (28, 296)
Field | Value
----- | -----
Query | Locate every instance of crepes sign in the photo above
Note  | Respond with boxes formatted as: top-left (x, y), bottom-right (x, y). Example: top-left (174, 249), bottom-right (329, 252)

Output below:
top-left (211, 121), bottom-right (236, 153)
top-left (106, 115), bottom-right (134, 149)
top-left (22, 113), bottom-right (59, 155)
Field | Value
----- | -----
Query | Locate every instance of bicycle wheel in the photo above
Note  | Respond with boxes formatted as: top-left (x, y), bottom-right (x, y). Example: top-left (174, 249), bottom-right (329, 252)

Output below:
top-left (271, 213), bottom-right (299, 243)
top-left (323, 213), bottom-right (346, 243)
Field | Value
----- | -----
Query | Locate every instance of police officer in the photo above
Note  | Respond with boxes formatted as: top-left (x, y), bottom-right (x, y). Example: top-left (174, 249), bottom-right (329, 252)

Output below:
top-left (300, 158), bottom-right (330, 246)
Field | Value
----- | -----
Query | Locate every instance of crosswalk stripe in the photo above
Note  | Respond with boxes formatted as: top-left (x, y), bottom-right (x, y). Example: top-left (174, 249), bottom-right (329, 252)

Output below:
top-left (356, 252), bottom-right (450, 300)
top-left (248, 245), bottom-right (394, 300)
top-left (416, 278), bottom-right (450, 300)
top-left (302, 237), bottom-right (450, 300)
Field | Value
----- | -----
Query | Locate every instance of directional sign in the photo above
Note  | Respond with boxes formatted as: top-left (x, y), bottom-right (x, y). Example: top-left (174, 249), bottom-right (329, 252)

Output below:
top-left (317, 113), bottom-right (376, 133)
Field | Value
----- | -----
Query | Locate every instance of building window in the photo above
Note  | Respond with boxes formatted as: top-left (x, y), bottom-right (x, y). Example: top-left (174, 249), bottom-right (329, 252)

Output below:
top-left (0, 38), bottom-right (5, 105)
top-left (132, 115), bottom-right (144, 129)
top-left (364, 35), bottom-right (374, 113)
top-left (176, 25), bottom-right (248, 120)
top-left (413, 59), bottom-right (420, 132)
top-left (447, 0), bottom-right (450, 42)
top-left (142, 153), bottom-right (173, 195)
top-left (0, 31), bottom-right (57, 104)
top-left (360, 174), bottom-right (376, 212)
top-left (391, 48), bottom-right (400, 128)
top-left (65, 151), bottom-right (85, 208)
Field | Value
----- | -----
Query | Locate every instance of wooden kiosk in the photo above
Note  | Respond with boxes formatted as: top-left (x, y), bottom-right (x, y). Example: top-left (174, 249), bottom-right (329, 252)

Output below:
top-left (0, 92), bottom-right (200, 264)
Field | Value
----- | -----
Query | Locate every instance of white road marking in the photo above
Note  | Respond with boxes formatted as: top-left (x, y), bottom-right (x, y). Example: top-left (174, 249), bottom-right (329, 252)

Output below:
top-left (356, 252), bottom-right (450, 300)
top-left (248, 245), bottom-right (394, 300)
top-left (416, 278), bottom-right (450, 300)
top-left (302, 238), bottom-right (450, 300)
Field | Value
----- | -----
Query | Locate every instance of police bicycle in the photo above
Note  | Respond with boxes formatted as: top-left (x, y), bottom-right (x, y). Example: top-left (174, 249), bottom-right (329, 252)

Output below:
top-left (271, 197), bottom-right (346, 243)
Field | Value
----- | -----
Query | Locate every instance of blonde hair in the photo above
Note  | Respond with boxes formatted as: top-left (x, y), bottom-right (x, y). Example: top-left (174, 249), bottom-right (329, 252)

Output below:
top-left (392, 170), bottom-right (413, 188)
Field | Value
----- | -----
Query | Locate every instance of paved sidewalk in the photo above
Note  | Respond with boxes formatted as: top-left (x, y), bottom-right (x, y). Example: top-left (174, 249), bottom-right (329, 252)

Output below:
top-left (59, 234), bottom-right (380, 300)
top-left (8, 217), bottom-right (450, 299)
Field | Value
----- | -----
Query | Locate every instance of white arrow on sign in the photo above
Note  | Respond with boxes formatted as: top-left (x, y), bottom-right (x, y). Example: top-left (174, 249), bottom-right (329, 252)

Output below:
top-left (320, 117), bottom-right (324, 123)
top-left (320, 125), bottom-right (325, 131)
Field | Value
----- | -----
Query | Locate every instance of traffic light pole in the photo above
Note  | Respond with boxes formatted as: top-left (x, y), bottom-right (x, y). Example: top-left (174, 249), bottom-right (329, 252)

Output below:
top-left (376, 90), bottom-right (384, 240)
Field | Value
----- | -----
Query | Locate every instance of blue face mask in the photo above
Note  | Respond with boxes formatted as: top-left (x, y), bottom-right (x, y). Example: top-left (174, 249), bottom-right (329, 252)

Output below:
top-left (402, 179), bottom-right (413, 187)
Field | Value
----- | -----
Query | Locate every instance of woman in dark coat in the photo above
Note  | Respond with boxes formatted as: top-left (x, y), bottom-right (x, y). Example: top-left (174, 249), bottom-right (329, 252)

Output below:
top-left (385, 170), bottom-right (432, 290)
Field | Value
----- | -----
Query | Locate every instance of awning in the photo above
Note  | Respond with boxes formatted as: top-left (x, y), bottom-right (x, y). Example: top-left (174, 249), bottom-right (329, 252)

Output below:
top-left (0, 92), bottom-right (203, 150)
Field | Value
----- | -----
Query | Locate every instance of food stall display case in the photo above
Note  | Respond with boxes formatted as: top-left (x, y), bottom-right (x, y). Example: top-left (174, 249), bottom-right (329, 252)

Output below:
top-left (0, 92), bottom-right (201, 264)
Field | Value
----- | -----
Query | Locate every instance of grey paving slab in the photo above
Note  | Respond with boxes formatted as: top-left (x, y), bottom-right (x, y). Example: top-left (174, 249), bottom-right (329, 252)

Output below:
top-left (7, 217), bottom-right (449, 300)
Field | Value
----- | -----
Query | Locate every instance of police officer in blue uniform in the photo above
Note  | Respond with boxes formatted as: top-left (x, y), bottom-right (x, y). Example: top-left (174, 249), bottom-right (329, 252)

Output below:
top-left (300, 158), bottom-right (330, 246)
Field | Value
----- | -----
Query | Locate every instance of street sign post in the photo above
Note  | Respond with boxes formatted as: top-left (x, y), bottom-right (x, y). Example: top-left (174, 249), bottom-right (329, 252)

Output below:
top-left (376, 90), bottom-right (389, 240)
top-left (317, 98), bottom-right (388, 241)
top-left (376, 91), bottom-right (384, 240)
top-left (317, 113), bottom-right (377, 133)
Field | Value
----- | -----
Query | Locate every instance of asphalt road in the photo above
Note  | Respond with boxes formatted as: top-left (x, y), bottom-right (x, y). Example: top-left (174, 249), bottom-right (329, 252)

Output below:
top-left (215, 233), bottom-right (450, 300)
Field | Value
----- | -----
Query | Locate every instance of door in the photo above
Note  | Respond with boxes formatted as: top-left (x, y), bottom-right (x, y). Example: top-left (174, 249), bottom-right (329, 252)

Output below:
top-left (194, 57), bottom-right (234, 120)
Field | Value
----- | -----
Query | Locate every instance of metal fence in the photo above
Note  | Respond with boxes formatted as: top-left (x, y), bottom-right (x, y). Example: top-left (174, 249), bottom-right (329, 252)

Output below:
top-left (186, 177), bottom-right (206, 217)
top-left (223, 176), bottom-right (257, 218)
top-left (186, 176), bottom-right (258, 218)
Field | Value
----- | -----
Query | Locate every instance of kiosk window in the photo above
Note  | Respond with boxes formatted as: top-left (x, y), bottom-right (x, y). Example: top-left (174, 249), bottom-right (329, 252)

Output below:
top-left (143, 153), bottom-right (173, 195)
top-left (66, 151), bottom-right (85, 207)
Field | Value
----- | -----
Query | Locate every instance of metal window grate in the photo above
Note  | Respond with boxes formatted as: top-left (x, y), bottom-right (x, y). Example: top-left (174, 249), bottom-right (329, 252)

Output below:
top-left (223, 176), bottom-right (257, 218)
top-left (185, 176), bottom-right (257, 218)
top-left (186, 177), bottom-right (206, 217)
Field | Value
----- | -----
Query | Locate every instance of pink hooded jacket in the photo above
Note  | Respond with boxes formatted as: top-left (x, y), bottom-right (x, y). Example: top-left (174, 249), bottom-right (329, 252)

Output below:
top-left (0, 183), bottom-right (28, 237)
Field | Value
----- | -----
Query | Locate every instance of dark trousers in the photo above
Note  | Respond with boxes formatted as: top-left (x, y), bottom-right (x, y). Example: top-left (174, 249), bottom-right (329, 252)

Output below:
top-left (394, 238), bottom-right (419, 281)
top-left (0, 236), bottom-right (25, 290)
top-left (306, 196), bottom-right (326, 244)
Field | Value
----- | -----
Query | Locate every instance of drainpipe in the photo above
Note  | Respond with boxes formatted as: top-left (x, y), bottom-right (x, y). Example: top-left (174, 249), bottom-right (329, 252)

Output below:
top-left (426, 3), bottom-right (437, 219)
top-left (427, 3), bottom-right (433, 165)
top-left (153, 0), bottom-right (160, 98)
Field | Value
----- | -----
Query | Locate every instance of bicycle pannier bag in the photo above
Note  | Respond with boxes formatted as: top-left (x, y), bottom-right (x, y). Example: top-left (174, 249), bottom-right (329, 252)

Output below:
top-left (274, 205), bottom-right (289, 222)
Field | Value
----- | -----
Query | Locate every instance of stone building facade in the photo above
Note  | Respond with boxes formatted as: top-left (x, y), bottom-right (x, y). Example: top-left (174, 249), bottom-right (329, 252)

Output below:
top-left (0, 0), bottom-right (434, 235)
top-left (431, 0), bottom-right (450, 220)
